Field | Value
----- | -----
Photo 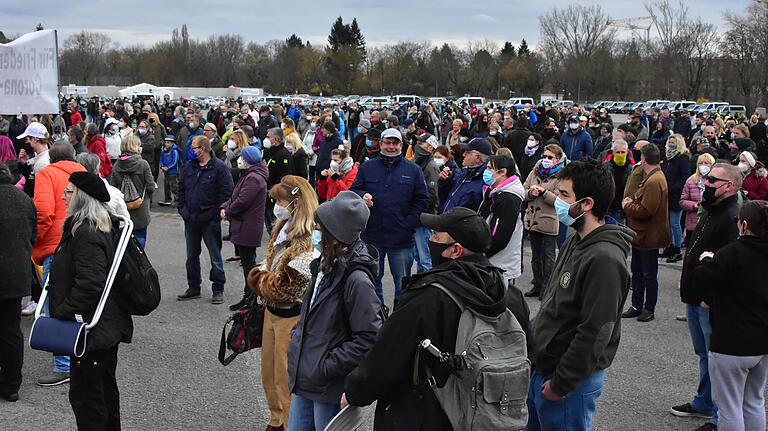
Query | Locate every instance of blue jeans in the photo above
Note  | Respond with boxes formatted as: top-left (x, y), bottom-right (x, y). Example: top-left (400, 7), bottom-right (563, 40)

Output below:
top-left (687, 304), bottom-right (718, 425)
top-left (42, 255), bottom-right (70, 373)
top-left (133, 227), bottom-right (147, 249)
top-left (412, 227), bottom-right (432, 273)
top-left (372, 245), bottom-right (413, 302)
top-left (287, 393), bottom-right (340, 431)
top-left (669, 210), bottom-right (683, 248)
top-left (184, 220), bottom-right (225, 293)
top-left (525, 369), bottom-right (605, 431)
top-left (631, 248), bottom-right (659, 312)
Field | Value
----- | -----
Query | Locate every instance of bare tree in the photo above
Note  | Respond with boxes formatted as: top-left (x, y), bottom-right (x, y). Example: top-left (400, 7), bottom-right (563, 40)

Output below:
top-left (60, 31), bottom-right (111, 84)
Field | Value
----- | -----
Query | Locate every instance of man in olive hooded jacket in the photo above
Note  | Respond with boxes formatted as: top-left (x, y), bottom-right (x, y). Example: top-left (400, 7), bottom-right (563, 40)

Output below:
top-left (527, 157), bottom-right (634, 431)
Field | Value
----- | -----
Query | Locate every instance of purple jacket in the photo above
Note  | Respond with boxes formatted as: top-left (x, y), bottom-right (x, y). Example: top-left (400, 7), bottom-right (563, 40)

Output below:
top-left (221, 162), bottom-right (269, 247)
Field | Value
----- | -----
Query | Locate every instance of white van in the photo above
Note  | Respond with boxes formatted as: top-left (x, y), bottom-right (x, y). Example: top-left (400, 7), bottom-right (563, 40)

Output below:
top-left (506, 97), bottom-right (535, 108)
top-left (254, 96), bottom-right (286, 105)
top-left (456, 96), bottom-right (485, 107)
top-left (392, 95), bottom-right (422, 105)
top-left (359, 96), bottom-right (391, 109)
top-left (644, 100), bottom-right (671, 110)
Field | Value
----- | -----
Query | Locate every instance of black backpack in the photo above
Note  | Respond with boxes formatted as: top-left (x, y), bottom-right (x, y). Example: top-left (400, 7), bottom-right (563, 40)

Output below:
top-left (112, 222), bottom-right (161, 316)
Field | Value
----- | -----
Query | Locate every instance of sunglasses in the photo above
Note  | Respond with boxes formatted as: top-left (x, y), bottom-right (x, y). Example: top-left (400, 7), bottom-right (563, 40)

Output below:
top-left (704, 175), bottom-right (728, 184)
top-left (542, 155), bottom-right (556, 160)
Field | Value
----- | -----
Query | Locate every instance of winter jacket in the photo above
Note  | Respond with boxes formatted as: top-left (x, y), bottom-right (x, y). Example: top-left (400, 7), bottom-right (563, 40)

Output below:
top-left (680, 175), bottom-right (703, 232)
top-left (110, 154), bottom-right (155, 230)
top-left (86, 134), bottom-right (113, 178)
top-left (315, 132), bottom-right (343, 173)
top-left (604, 155), bottom-right (634, 212)
top-left (680, 195), bottom-right (740, 305)
top-left (318, 164), bottom-right (358, 202)
top-left (181, 127), bottom-right (204, 164)
top-left (345, 254), bottom-right (517, 431)
top-left (438, 164), bottom-right (486, 213)
top-left (177, 156), bottom-right (234, 227)
top-left (414, 152), bottom-right (440, 214)
top-left (351, 155), bottom-right (429, 249)
top-left (0, 178), bottom-right (36, 300)
top-left (288, 240), bottom-right (382, 404)
top-left (695, 236), bottom-right (768, 356)
top-left (221, 162), bottom-right (268, 248)
top-left (661, 153), bottom-right (691, 212)
top-left (264, 144), bottom-right (294, 189)
top-left (32, 160), bottom-right (86, 264)
top-left (258, 115), bottom-right (278, 141)
top-left (291, 146), bottom-right (309, 180)
top-left (519, 145), bottom-right (545, 183)
top-left (48, 218), bottom-right (133, 352)
top-left (650, 129), bottom-right (671, 149)
top-left (523, 160), bottom-right (561, 236)
top-left (624, 167), bottom-right (670, 250)
top-left (560, 128), bottom-right (593, 161)
top-left (532, 224), bottom-right (633, 396)
top-left (160, 144), bottom-right (180, 175)
top-left (503, 126), bottom-right (531, 163)
top-left (210, 136), bottom-right (225, 161)
top-left (673, 116), bottom-right (692, 139)
top-left (742, 170), bottom-right (768, 200)
top-left (104, 131), bottom-right (122, 160)
top-left (479, 176), bottom-right (524, 282)
top-left (138, 131), bottom-right (156, 159)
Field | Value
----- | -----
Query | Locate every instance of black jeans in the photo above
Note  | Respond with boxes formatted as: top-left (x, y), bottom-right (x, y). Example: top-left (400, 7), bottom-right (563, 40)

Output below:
top-left (237, 244), bottom-right (258, 297)
top-left (529, 231), bottom-right (556, 292)
top-left (631, 248), bottom-right (660, 312)
top-left (69, 345), bottom-right (121, 431)
top-left (0, 298), bottom-right (23, 395)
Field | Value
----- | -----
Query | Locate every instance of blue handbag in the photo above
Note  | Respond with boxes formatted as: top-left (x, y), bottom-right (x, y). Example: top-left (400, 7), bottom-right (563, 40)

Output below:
top-left (29, 215), bottom-right (134, 358)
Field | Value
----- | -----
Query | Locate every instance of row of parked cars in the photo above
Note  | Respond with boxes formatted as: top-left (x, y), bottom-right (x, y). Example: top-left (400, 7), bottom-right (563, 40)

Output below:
top-left (589, 100), bottom-right (747, 116)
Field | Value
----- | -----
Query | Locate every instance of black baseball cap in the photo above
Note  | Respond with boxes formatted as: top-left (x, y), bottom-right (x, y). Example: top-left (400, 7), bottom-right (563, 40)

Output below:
top-left (420, 207), bottom-right (491, 253)
top-left (364, 128), bottom-right (382, 141)
top-left (460, 137), bottom-right (493, 156)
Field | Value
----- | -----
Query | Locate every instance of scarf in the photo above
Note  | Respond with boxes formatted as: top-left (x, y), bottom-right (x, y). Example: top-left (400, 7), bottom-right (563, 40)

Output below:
top-left (538, 161), bottom-right (563, 178)
top-left (524, 143), bottom-right (539, 157)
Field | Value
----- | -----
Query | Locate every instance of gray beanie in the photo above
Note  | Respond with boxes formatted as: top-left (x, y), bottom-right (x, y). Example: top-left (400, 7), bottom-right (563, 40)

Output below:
top-left (315, 191), bottom-right (370, 245)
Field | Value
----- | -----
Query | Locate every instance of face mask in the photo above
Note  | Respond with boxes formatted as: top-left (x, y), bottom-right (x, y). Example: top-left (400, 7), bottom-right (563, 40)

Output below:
top-left (262, 138), bottom-right (272, 149)
top-left (526, 139), bottom-right (538, 148)
top-left (428, 240), bottom-right (454, 267)
top-left (666, 147), bottom-right (678, 160)
top-left (613, 153), bottom-right (627, 166)
top-left (698, 165), bottom-right (711, 176)
top-left (702, 185), bottom-right (720, 204)
top-left (109, 126), bottom-right (118, 134)
top-left (237, 157), bottom-right (248, 170)
top-left (311, 229), bottom-right (322, 252)
top-left (187, 147), bottom-right (198, 161)
top-left (306, 115), bottom-right (313, 121)
top-left (554, 197), bottom-right (585, 227)
top-left (433, 157), bottom-right (446, 167)
top-left (738, 162), bottom-right (750, 173)
top-left (482, 169), bottom-right (495, 186)
top-left (568, 122), bottom-right (579, 130)
top-left (310, 122), bottom-right (317, 130)
top-left (365, 139), bottom-right (374, 148)
top-left (138, 128), bottom-right (147, 135)
top-left (188, 122), bottom-right (196, 129)
top-left (357, 127), bottom-right (365, 134)
top-left (541, 159), bottom-right (553, 169)
top-left (601, 131), bottom-right (610, 138)
top-left (227, 140), bottom-right (237, 150)
top-left (273, 204), bottom-right (291, 221)
top-left (459, 137), bottom-right (468, 143)
top-left (330, 160), bottom-right (340, 172)
top-left (285, 144), bottom-right (294, 152)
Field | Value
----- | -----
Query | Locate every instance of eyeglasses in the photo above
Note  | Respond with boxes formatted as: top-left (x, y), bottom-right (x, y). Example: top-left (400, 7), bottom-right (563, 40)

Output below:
top-left (190, 145), bottom-right (202, 151)
top-left (63, 188), bottom-right (74, 196)
top-left (704, 175), bottom-right (728, 184)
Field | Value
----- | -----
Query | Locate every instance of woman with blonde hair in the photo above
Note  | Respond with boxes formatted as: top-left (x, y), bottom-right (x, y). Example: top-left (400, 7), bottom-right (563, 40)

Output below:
top-left (680, 153), bottom-right (716, 246)
top-left (247, 175), bottom-right (318, 431)
top-left (662, 133), bottom-right (691, 262)
top-left (109, 135), bottom-right (155, 248)
top-left (225, 129), bottom-right (250, 182)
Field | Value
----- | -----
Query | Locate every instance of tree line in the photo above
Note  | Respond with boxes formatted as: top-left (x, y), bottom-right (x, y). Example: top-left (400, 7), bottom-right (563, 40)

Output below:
top-left (13, 1), bottom-right (768, 109)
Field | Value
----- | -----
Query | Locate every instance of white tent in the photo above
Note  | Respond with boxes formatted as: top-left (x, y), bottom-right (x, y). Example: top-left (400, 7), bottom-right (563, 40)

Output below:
top-left (118, 83), bottom-right (174, 99)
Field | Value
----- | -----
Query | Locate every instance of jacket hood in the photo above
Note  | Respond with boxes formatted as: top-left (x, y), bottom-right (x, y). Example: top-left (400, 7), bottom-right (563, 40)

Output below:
top-left (114, 154), bottom-right (143, 172)
top-left (245, 160), bottom-right (269, 182)
top-left (47, 160), bottom-right (83, 176)
top-left (407, 253), bottom-right (507, 317)
top-left (575, 224), bottom-right (634, 257)
top-left (487, 175), bottom-right (525, 198)
top-left (328, 239), bottom-right (380, 280)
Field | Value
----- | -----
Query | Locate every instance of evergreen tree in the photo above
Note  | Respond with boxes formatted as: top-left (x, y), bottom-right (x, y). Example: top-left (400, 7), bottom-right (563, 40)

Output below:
top-left (501, 41), bottom-right (516, 57)
top-left (518, 39), bottom-right (531, 56)
top-left (350, 18), bottom-right (367, 61)
top-left (286, 34), bottom-right (304, 48)
top-left (328, 17), bottom-right (351, 51)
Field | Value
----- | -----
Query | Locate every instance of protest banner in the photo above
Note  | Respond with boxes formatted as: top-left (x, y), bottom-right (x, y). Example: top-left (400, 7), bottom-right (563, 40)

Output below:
top-left (0, 29), bottom-right (59, 115)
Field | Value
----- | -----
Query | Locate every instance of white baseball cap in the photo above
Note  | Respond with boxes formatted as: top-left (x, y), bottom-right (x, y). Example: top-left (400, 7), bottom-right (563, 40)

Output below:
top-left (380, 128), bottom-right (402, 142)
top-left (16, 122), bottom-right (48, 140)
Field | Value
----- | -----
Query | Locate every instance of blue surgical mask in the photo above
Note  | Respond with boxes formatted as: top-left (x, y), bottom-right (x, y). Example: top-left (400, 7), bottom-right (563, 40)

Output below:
top-left (554, 197), bottom-right (584, 227)
top-left (187, 147), bottom-right (198, 161)
top-left (482, 169), bottom-right (495, 186)
top-left (365, 139), bottom-right (374, 148)
top-left (311, 229), bottom-right (322, 252)
top-left (188, 122), bottom-right (195, 129)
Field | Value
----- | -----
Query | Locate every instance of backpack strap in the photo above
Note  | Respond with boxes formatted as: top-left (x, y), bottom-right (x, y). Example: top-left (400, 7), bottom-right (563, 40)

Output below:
top-left (431, 283), bottom-right (466, 313)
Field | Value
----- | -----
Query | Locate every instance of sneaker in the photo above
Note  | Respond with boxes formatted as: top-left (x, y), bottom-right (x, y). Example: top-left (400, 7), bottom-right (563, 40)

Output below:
top-left (667, 253), bottom-right (683, 263)
top-left (37, 372), bottom-right (70, 387)
top-left (675, 314), bottom-right (687, 322)
top-left (524, 288), bottom-right (541, 298)
top-left (621, 306), bottom-right (641, 318)
top-left (21, 300), bottom-right (37, 317)
top-left (637, 309), bottom-right (655, 322)
top-left (158, 201), bottom-right (172, 207)
top-left (694, 423), bottom-right (717, 431)
top-left (670, 402), bottom-right (713, 419)
top-left (177, 289), bottom-right (201, 301)
top-left (225, 256), bottom-right (241, 262)
top-left (211, 292), bottom-right (224, 304)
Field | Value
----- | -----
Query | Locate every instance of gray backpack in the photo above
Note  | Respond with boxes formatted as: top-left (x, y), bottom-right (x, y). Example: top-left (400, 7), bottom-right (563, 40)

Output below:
top-left (422, 283), bottom-right (530, 430)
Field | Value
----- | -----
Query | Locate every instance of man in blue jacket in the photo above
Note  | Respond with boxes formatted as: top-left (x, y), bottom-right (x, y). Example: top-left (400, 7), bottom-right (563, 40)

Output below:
top-left (181, 114), bottom-right (204, 165)
top-left (177, 136), bottom-right (234, 304)
top-left (438, 137), bottom-right (492, 213)
top-left (560, 115), bottom-right (593, 161)
top-left (351, 128), bottom-right (429, 302)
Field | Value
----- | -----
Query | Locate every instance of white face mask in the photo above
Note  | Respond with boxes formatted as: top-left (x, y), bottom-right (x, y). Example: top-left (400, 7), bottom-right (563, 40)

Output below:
top-left (237, 157), bottom-right (248, 170)
top-left (698, 165), bottom-right (711, 176)
top-left (285, 144), bottom-right (294, 152)
top-left (263, 138), bottom-right (272, 149)
top-left (273, 204), bottom-right (291, 221)
top-left (433, 157), bottom-right (446, 167)
top-left (526, 139), bottom-right (538, 148)
top-left (227, 140), bottom-right (237, 150)
top-left (738, 162), bottom-right (750, 173)
top-left (568, 122), bottom-right (580, 130)
top-left (330, 160), bottom-right (340, 172)
top-left (306, 115), bottom-right (313, 121)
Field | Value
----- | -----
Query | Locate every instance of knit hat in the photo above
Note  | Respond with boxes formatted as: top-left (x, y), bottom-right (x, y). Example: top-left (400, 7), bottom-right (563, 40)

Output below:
top-left (241, 145), bottom-right (263, 164)
top-left (315, 191), bottom-right (370, 245)
top-left (358, 119), bottom-right (371, 129)
top-left (69, 172), bottom-right (110, 203)
top-left (741, 151), bottom-right (756, 168)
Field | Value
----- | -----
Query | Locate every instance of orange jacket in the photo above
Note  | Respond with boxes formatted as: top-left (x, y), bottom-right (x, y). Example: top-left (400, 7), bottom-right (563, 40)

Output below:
top-left (33, 160), bottom-right (86, 264)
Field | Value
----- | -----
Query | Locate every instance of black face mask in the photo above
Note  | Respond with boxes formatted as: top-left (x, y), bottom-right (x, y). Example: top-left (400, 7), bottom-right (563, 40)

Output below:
top-left (701, 185), bottom-right (720, 205)
top-left (428, 240), bottom-right (454, 267)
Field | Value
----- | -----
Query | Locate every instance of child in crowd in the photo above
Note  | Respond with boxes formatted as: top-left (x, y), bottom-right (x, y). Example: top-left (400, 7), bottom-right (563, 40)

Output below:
top-left (159, 135), bottom-right (180, 206)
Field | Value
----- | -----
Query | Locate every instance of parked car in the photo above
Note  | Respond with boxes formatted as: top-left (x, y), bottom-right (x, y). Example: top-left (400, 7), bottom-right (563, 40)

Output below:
top-left (505, 97), bottom-right (535, 108)
top-left (621, 102), bottom-right (643, 114)
top-left (696, 102), bottom-right (729, 114)
top-left (717, 105), bottom-right (747, 117)
top-left (609, 102), bottom-right (630, 113)
top-left (392, 95), bottom-right (423, 105)
top-left (457, 96), bottom-right (486, 107)
top-left (669, 100), bottom-right (698, 111)
top-left (358, 96), bottom-right (391, 109)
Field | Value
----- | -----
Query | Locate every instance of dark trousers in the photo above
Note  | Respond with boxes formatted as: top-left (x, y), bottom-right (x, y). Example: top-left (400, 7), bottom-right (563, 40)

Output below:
top-left (237, 244), bottom-right (258, 297)
top-left (184, 220), bottom-right (225, 293)
top-left (69, 345), bottom-right (121, 431)
top-left (265, 200), bottom-right (276, 234)
top-left (529, 231), bottom-right (556, 292)
top-left (0, 298), bottom-right (23, 395)
top-left (631, 248), bottom-right (660, 312)
top-left (163, 173), bottom-right (178, 203)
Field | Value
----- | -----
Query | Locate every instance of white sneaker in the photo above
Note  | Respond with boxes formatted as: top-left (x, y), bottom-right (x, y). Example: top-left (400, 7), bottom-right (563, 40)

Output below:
top-left (21, 301), bottom-right (37, 317)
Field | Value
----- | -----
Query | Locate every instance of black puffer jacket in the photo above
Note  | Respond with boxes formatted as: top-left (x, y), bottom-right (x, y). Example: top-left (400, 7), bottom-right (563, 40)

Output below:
top-left (288, 240), bottom-right (382, 404)
top-left (0, 176), bottom-right (37, 300)
top-left (48, 218), bottom-right (133, 352)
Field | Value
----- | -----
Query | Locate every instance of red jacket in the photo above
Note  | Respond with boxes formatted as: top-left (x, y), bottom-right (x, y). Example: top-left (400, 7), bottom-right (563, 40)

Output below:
top-left (70, 110), bottom-right (83, 126)
top-left (316, 165), bottom-right (359, 202)
top-left (87, 134), bottom-right (113, 178)
top-left (742, 171), bottom-right (768, 201)
top-left (33, 160), bottom-right (86, 263)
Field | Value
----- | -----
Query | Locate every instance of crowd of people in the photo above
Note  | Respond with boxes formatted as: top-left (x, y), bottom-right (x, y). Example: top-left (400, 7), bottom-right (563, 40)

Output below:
top-left (0, 93), bottom-right (767, 431)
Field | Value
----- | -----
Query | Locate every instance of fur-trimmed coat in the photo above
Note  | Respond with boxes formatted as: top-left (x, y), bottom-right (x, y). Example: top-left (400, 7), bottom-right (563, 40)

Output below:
top-left (247, 219), bottom-right (317, 304)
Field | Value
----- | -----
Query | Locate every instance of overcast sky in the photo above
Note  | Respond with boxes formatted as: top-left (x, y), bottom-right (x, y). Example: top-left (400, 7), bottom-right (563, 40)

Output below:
top-left (2, 0), bottom-right (750, 50)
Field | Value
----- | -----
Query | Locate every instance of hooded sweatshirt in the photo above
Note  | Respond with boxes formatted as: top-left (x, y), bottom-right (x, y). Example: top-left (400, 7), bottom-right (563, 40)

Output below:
top-left (531, 224), bottom-right (634, 397)
top-left (479, 176), bottom-right (525, 282)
